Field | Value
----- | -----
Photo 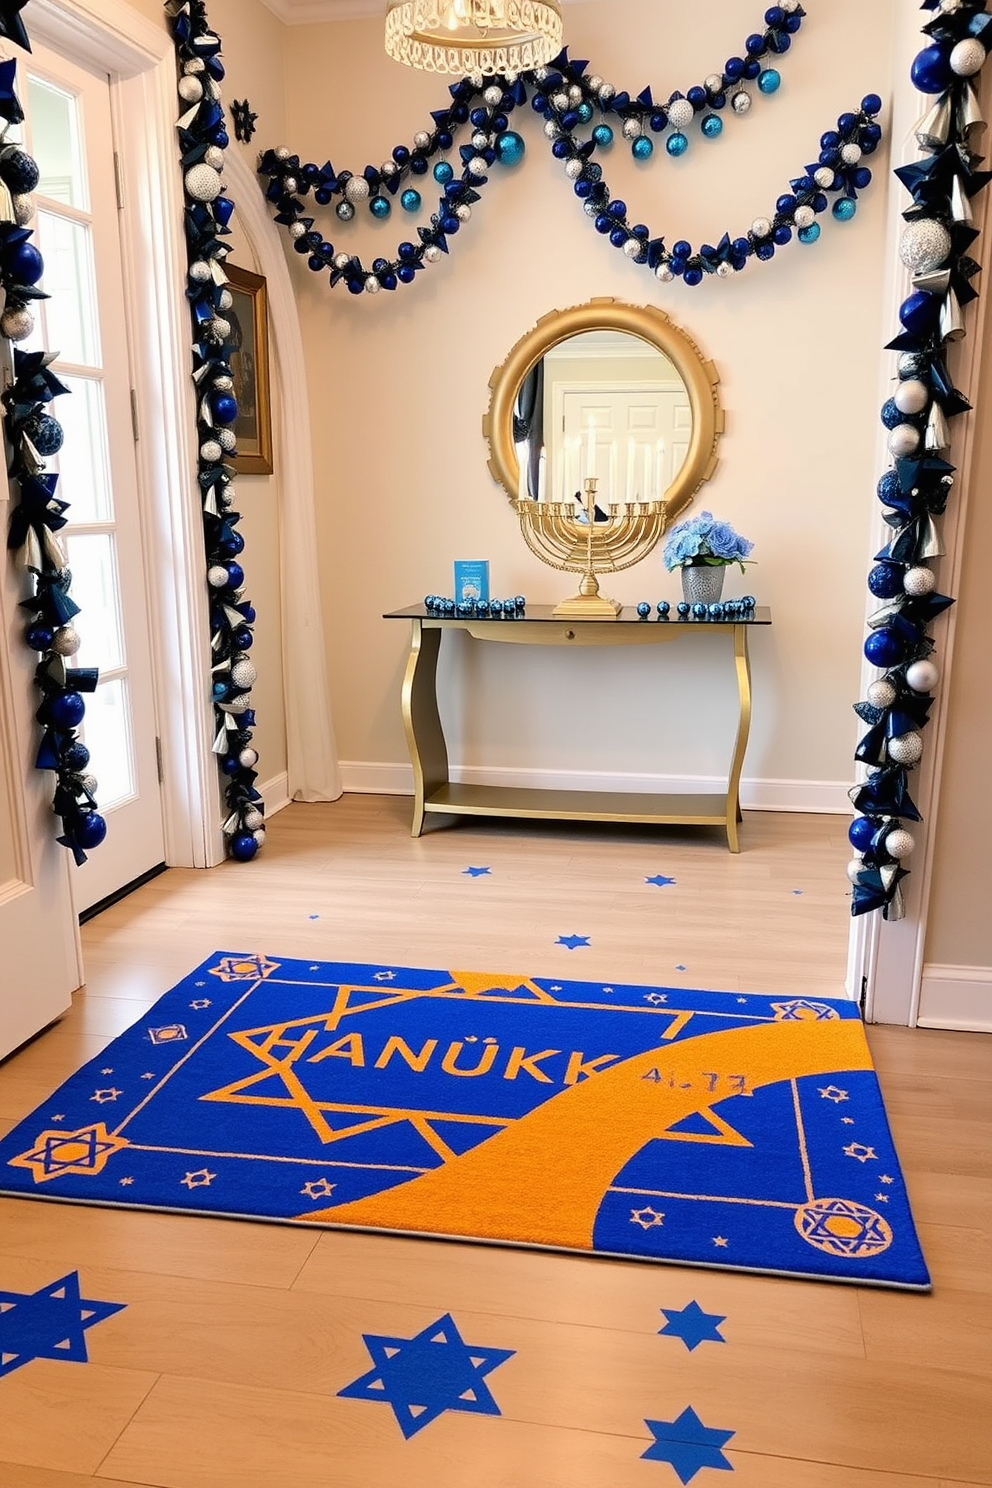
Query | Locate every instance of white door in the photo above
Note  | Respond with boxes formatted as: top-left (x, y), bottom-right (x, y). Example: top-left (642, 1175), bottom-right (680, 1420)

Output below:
top-left (22, 48), bottom-right (165, 913)
top-left (558, 386), bottom-right (691, 504)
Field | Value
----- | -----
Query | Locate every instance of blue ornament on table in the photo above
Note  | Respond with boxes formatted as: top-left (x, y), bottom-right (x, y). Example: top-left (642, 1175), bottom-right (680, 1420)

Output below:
top-left (868, 562), bottom-right (904, 600)
top-left (849, 816), bottom-right (877, 853)
top-left (692, 602), bottom-right (707, 619)
top-left (758, 68), bottom-right (781, 94)
top-left (864, 628), bottom-right (904, 668)
top-left (495, 131), bottom-right (525, 167)
top-left (911, 44), bottom-right (955, 94)
top-left (73, 812), bottom-right (107, 850)
top-left (489, 599), bottom-right (504, 615)
top-left (514, 596), bottom-right (526, 613)
top-left (666, 132), bottom-right (689, 158)
top-left (636, 601), bottom-right (651, 618)
top-left (46, 690), bottom-right (86, 728)
top-left (475, 600), bottom-right (489, 616)
top-left (632, 136), bottom-right (654, 161)
top-left (592, 124), bottom-right (614, 149)
top-left (677, 601), bottom-right (690, 617)
top-left (657, 600), bottom-right (670, 618)
top-left (229, 831), bottom-right (259, 862)
top-left (742, 596), bottom-right (755, 609)
top-left (25, 622), bottom-right (54, 651)
top-left (369, 195), bottom-right (391, 219)
top-left (709, 602), bottom-right (724, 618)
top-left (401, 188), bottom-right (421, 213)
top-left (701, 114), bottom-right (723, 139)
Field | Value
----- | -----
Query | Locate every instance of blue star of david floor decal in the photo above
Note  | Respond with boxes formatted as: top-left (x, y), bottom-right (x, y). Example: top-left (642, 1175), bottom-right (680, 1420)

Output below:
top-left (557, 934), bottom-right (590, 950)
top-left (0, 1271), bottom-right (125, 1378)
top-left (463, 866), bottom-right (491, 877)
top-left (658, 1301), bottom-right (727, 1352)
top-left (338, 1313), bottom-right (515, 1439)
top-left (646, 875), bottom-right (677, 888)
top-left (642, 1406), bottom-right (736, 1482)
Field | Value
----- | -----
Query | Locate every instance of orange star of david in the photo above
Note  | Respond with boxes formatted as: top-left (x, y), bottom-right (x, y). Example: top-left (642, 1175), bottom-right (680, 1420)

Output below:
top-left (8, 1123), bottom-right (129, 1185)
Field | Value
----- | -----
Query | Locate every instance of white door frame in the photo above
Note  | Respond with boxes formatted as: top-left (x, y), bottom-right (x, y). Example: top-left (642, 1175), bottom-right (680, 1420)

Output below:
top-left (31, 0), bottom-right (224, 869)
top-left (848, 11), bottom-right (992, 1024)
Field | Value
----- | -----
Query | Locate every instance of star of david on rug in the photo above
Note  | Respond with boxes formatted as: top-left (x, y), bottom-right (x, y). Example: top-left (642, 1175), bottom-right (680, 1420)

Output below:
top-left (338, 1313), bottom-right (514, 1438)
top-left (0, 952), bottom-right (930, 1289)
top-left (0, 1272), bottom-right (125, 1378)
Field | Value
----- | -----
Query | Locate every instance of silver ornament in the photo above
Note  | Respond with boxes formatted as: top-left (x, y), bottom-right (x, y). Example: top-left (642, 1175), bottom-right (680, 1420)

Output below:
top-left (364, 275), bottom-right (380, 294)
top-left (903, 565), bottom-right (936, 597)
top-left (208, 317), bottom-right (231, 344)
top-left (504, 71), bottom-right (518, 86)
top-left (214, 376), bottom-right (234, 392)
top-left (81, 774), bottom-right (98, 796)
top-left (275, 146), bottom-right (291, 161)
top-left (899, 218), bottom-right (952, 274)
top-left (51, 626), bottom-right (80, 657)
top-left (623, 238), bottom-right (644, 260)
top-left (534, 67), bottom-right (550, 82)
top-left (888, 732), bottom-right (924, 765)
top-left (185, 163), bottom-right (222, 202)
top-left (333, 252), bottom-right (351, 270)
top-left (544, 120), bottom-right (560, 140)
top-left (840, 142), bottom-right (862, 165)
top-left (204, 145), bottom-right (225, 171)
top-left (583, 199), bottom-right (599, 217)
top-left (207, 564), bottom-right (229, 587)
top-left (598, 83), bottom-right (616, 104)
top-left (568, 85), bottom-right (583, 105)
top-left (656, 265), bottom-right (675, 282)
top-left (178, 75), bottom-right (203, 104)
top-left (751, 217), bottom-right (772, 239)
top-left (551, 92), bottom-right (569, 111)
top-left (588, 75), bottom-right (604, 93)
top-left (424, 244), bottom-right (442, 263)
top-left (222, 484), bottom-right (237, 506)
top-left (413, 131), bottom-right (431, 150)
top-left (289, 221), bottom-right (306, 240)
top-left (224, 692), bottom-right (252, 713)
top-left (201, 439), bottom-right (223, 463)
top-left (867, 679), bottom-right (897, 709)
top-left (782, 0), bottom-right (800, 10)
top-left (217, 429), bottom-right (237, 452)
top-left (281, 176), bottom-right (299, 196)
top-left (472, 131), bottom-right (489, 151)
top-left (12, 193), bottom-right (34, 226)
top-left (846, 858), bottom-right (865, 883)
top-left (253, 829), bottom-right (266, 848)
top-left (565, 158), bottom-right (583, 179)
top-left (243, 808), bottom-right (265, 831)
top-left (468, 157), bottom-right (488, 177)
top-left (894, 379), bottom-right (929, 415)
top-left (484, 85), bottom-right (502, 107)
top-left (380, 161), bottom-right (398, 179)
top-left (888, 424), bottom-right (921, 458)
top-left (814, 167), bottom-right (835, 189)
top-left (885, 828), bottom-right (916, 860)
top-left (344, 175), bottom-right (370, 203)
top-left (1, 307), bottom-right (34, 341)
top-left (704, 74), bottom-right (724, 94)
top-left (898, 353), bottom-right (927, 378)
top-left (622, 117), bottom-right (642, 139)
top-left (218, 288), bottom-right (233, 311)
top-left (950, 37), bottom-right (986, 76)
top-left (336, 200), bottom-right (355, 222)
top-left (906, 659), bottom-right (940, 692)
top-left (716, 262), bottom-right (734, 278)
top-left (793, 205), bottom-right (815, 229)
top-left (231, 659), bottom-right (257, 689)
top-left (667, 98), bottom-right (694, 131)
top-left (455, 203), bottom-right (472, 221)
top-left (184, 58), bottom-right (205, 74)
top-left (469, 71), bottom-right (484, 88)
top-left (731, 89), bottom-right (752, 115)
top-left (189, 260), bottom-right (212, 282)
top-left (239, 747), bottom-right (259, 769)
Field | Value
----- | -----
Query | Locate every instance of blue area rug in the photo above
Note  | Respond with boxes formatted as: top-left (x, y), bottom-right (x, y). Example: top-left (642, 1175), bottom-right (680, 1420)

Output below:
top-left (0, 953), bottom-right (929, 1289)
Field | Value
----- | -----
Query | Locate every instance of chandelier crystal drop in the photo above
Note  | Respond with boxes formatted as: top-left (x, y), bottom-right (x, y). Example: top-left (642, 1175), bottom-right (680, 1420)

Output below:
top-left (385, 0), bottom-right (564, 76)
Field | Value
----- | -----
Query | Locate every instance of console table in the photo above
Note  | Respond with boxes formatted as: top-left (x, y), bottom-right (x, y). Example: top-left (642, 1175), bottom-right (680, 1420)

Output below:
top-left (383, 605), bottom-right (771, 852)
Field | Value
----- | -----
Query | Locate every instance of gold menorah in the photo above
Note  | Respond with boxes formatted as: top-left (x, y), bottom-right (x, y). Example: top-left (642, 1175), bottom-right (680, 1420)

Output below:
top-left (514, 477), bottom-right (668, 619)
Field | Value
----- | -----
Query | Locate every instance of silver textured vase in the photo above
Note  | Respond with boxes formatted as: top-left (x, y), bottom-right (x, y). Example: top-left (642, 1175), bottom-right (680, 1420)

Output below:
top-left (681, 564), bottom-right (726, 605)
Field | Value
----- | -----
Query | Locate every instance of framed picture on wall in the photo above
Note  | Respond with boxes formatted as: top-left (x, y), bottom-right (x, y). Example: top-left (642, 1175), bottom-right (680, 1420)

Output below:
top-left (224, 263), bottom-right (273, 475)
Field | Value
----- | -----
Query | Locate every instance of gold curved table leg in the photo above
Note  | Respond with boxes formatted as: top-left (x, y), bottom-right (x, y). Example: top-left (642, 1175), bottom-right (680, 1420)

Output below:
top-left (401, 621), bottom-right (448, 837)
top-left (726, 624), bottom-right (753, 853)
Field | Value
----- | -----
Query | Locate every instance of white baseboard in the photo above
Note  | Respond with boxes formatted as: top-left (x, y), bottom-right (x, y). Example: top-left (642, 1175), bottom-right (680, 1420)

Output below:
top-left (338, 761), bottom-right (851, 814)
top-left (917, 964), bottom-right (992, 1032)
top-left (257, 771), bottom-right (291, 818)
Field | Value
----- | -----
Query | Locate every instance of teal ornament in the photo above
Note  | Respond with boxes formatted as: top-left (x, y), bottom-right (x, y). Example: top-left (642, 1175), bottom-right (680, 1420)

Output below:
top-left (701, 114), bottom-right (723, 139)
top-left (495, 131), bottom-right (525, 167)
top-left (666, 132), bottom-right (688, 157)
top-left (632, 135), bottom-right (654, 161)
top-left (433, 160), bottom-right (454, 184)
top-left (370, 195), bottom-right (391, 219)
top-left (833, 197), bottom-right (857, 222)
top-left (798, 222), bottom-right (821, 244)
top-left (401, 188), bottom-right (421, 212)
top-left (758, 69), bottom-right (781, 94)
top-left (592, 124), bottom-right (614, 149)
top-left (577, 101), bottom-right (594, 124)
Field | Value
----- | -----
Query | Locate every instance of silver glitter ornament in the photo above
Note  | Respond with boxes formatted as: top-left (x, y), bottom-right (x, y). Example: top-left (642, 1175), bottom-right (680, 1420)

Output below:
top-left (380, 161), bottom-right (398, 179)
top-left (413, 131), bottom-right (431, 150)
top-left (364, 275), bottom-right (380, 294)
top-left (333, 252), bottom-right (351, 270)
top-left (716, 261), bottom-right (734, 278)
top-left (565, 158), bottom-right (583, 179)
top-left (568, 85), bottom-right (583, 105)
top-left (12, 194), bottom-right (34, 225)
top-left (281, 176), bottom-right (299, 196)
top-left (551, 91), bottom-right (569, 111)
top-left (667, 98), bottom-right (694, 131)
top-left (231, 659), bottom-right (257, 690)
top-left (867, 679), bottom-right (897, 709)
top-left (888, 732), bottom-right (924, 765)
top-left (208, 564), bottom-right (230, 587)
top-left (243, 808), bottom-right (265, 831)
top-left (731, 89), bottom-right (752, 115)
top-left (289, 221), bottom-right (306, 240)
top-left (467, 157), bottom-right (487, 176)
top-left (424, 244), bottom-right (442, 263)
top-left (213, 374), bottom-right (234, 390)
top-left (218, 288), bottom-right (233, 311)
top-left (184, 164), bottom-right (222, 202)
top-left (81, 774), bottom-right (98, 796)
top-left (898, 352), bottom-right (927, 378)
top-left (239, 748), bottom-right (259, 769)
top-left (623, 239), bottom-right (644, 259)
top-left (544, 120), bottom-right (560, 139)
top-left (204, 145), bottom-right (225, 171)
top-left (793, 205), bottom-right (815, 229)
top-left (218, 429), bottom-right (237, 452)
top-left (51, 626), bottom-right (80, 657)
top-left (903, 566), bottom-right (936, 596)
top-left (899, 218), bottom-right (952, 274)
top-left (906, 659), bottom-right (940, 692)
top-left (705, 74), bottom-right (724, 93)
top-left (253, 829), bottom-right (266, 847)
top-left (840, 142), bottom-right (862, 165)
top-left (469, 71), bottom-right (484, 88)
top-left (209, 317), bottom-right (231, 342)
top-left (888, 424), bottom-right (921, 458)
top-left (178, 75), bottom-right (203, 104)
top-left (895, 379), bottom-right (929, 415)
top-left (484, 85), bottom-right (502, 106)
top-left (622, 117), bottom-right (642, 139)
top-left (1, 307), bottom-right (34, 341)
top-left (455, 203), bottom-right (472, 221)
top-left (847, 858), bottom-right (865, 883)
top-left (200, 439), bottom-right (223, 463)
top-left (814, 167), bottom-right (835, 189)
top-left (598, 83), bottom-right (615, 104)
top-left (751, 217), bottom-right (772, 238)
top-left (344, 175), bottom-right (370, 203)
top-left (184, 58), bottom-right (205, 74)
top-left (472, 131), bottom-right (489, 151)
top-left (336, 200), bottom-right (355, 222)
top-left (951, 37), bottom-right (986, 75)
top-left (189, 260), bottom-right (211, 282)
top-left (885, 828), bottom-right (916, 860)
top-left (275, 146), bottom-right (291, 160)
top-left (588, 75), bottom-right (603, 93)
top-left (656, 264), bottom-right (675, 282)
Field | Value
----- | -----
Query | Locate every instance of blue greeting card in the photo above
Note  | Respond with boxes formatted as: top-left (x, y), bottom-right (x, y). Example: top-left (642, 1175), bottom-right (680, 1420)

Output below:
top-left (454, 561), bottom-right (489, 604)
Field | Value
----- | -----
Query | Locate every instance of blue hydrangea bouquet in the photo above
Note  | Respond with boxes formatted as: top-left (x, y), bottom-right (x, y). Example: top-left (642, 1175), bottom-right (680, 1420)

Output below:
top-left (663, 511), bottom-right (754, 572)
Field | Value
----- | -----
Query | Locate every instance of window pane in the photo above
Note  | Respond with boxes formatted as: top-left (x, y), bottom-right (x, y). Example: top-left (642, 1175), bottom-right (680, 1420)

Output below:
top-left (26, 76), bottom-right (88, 210)
top-left (65, 533), bottom-right (124, 672)
top-left (52, 376), bottom-right (112, 524)
top-left (80, 677), bottom-right (135, 809)
top-left (36, 210), bottom-right (101, 366)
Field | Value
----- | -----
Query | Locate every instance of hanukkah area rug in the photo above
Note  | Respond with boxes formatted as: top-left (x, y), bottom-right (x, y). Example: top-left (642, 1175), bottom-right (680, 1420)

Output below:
top-left (0, 952), bottom-right (930, 1289)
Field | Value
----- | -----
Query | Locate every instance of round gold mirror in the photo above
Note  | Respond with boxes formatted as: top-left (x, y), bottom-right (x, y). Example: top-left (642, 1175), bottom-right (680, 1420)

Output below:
top-left (483, 297), bottom-right (723, 522)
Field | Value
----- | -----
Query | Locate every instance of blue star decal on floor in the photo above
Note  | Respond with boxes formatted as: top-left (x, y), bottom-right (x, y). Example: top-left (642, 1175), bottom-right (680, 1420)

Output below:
top-left (646, 875), bottom-right (677, 888)
top-left (658, 1301), bottom-right (727, 1352)
top-left (463, 866), bottom-right (491, 877)
top-left (338, 1312), bottom-right (514, 1439)
top-left (0, 1272), bottom-right (125, 1378)
top-left (556, 934), bottom-right (590, 950)
top-left (642, 1406), bottom-right (736, 1482)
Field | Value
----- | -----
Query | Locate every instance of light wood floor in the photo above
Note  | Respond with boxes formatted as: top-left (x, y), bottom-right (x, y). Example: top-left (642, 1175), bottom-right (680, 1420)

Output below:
top-left (0, 796), bottom-right (989, 1488)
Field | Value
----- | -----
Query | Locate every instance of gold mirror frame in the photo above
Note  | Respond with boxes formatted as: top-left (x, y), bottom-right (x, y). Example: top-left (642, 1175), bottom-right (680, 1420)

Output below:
top-left (483, 297), bottom-right (724, 525)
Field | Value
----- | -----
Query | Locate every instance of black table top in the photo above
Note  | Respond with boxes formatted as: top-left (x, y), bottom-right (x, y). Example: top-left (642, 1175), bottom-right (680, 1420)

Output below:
top-left (384, 604), bottom-right (772, 626)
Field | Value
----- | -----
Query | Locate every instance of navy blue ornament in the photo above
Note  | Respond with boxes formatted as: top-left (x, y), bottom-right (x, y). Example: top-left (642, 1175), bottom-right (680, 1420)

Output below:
top-left (229, 831), bottom-right (259, 861)
top-left (73, 812), bottom-right (107, 850)
top-left (46, 690), bottom-right (85, 728)
top-left (225, 562), bottom-right (245, 589)
top-left (0, 146), bottom-right (39, 193)
top-left (677, 601), bottom-right (690, 617)
top-left (210, 391), bottom-right (238, 425)
top-left (25, 622), bottom-right (54, 651)
top-left (64, 741), bottom-right (90, 771)
top-left (849, 816), bottom-right (877, 853)
top-left (22, 411), bottom-right (64, 454)
top-left (911, 44), bottom-right (954, 94)
top-left (637, 601), bottom-right (651, 617)
top-left (899, 291), bottom-right (939, 336)
top-left (865, 629), bottom-right (905, 668)
top-left (880, 399), bottom-right (904, 431)
top-left (657, 601), bottom-right (671, 617)
top-left (692, 602), bottom-right (707, 618)
top-left (868, 563), bottom-right (904, 599)
top-left (5, 238), bottom-right (43, 283)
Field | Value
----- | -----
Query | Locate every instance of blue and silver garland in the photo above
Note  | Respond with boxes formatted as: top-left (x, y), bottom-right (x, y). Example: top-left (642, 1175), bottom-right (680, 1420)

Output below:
top-left (1, 28), bottom-right (107, 865)
top-left (166, 0), bottom-right (266, 862)
top-left (848, 0), bottom-right (991, 921)
top-left (257, 5), bottom-right (884, 294)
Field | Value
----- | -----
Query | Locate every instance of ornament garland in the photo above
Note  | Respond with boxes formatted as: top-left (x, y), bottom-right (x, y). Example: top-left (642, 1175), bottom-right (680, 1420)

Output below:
top-left (1, 40), bottom-right (107, 864)
top-left (257, 6), bottom-right (885, 296)
top-left (166, 0), bottom-right (266, 863)
top-left (848, 0), bottom-right (992, 922)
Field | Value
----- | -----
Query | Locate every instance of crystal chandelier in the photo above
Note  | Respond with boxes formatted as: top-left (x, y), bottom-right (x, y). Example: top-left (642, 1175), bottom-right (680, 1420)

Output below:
top-left (385, 0), bottom-right (564, 77)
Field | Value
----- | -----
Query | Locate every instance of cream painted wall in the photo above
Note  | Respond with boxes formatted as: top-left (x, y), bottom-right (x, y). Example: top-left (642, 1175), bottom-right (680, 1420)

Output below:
top-left (283, 1), bottom-right (899, 791)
